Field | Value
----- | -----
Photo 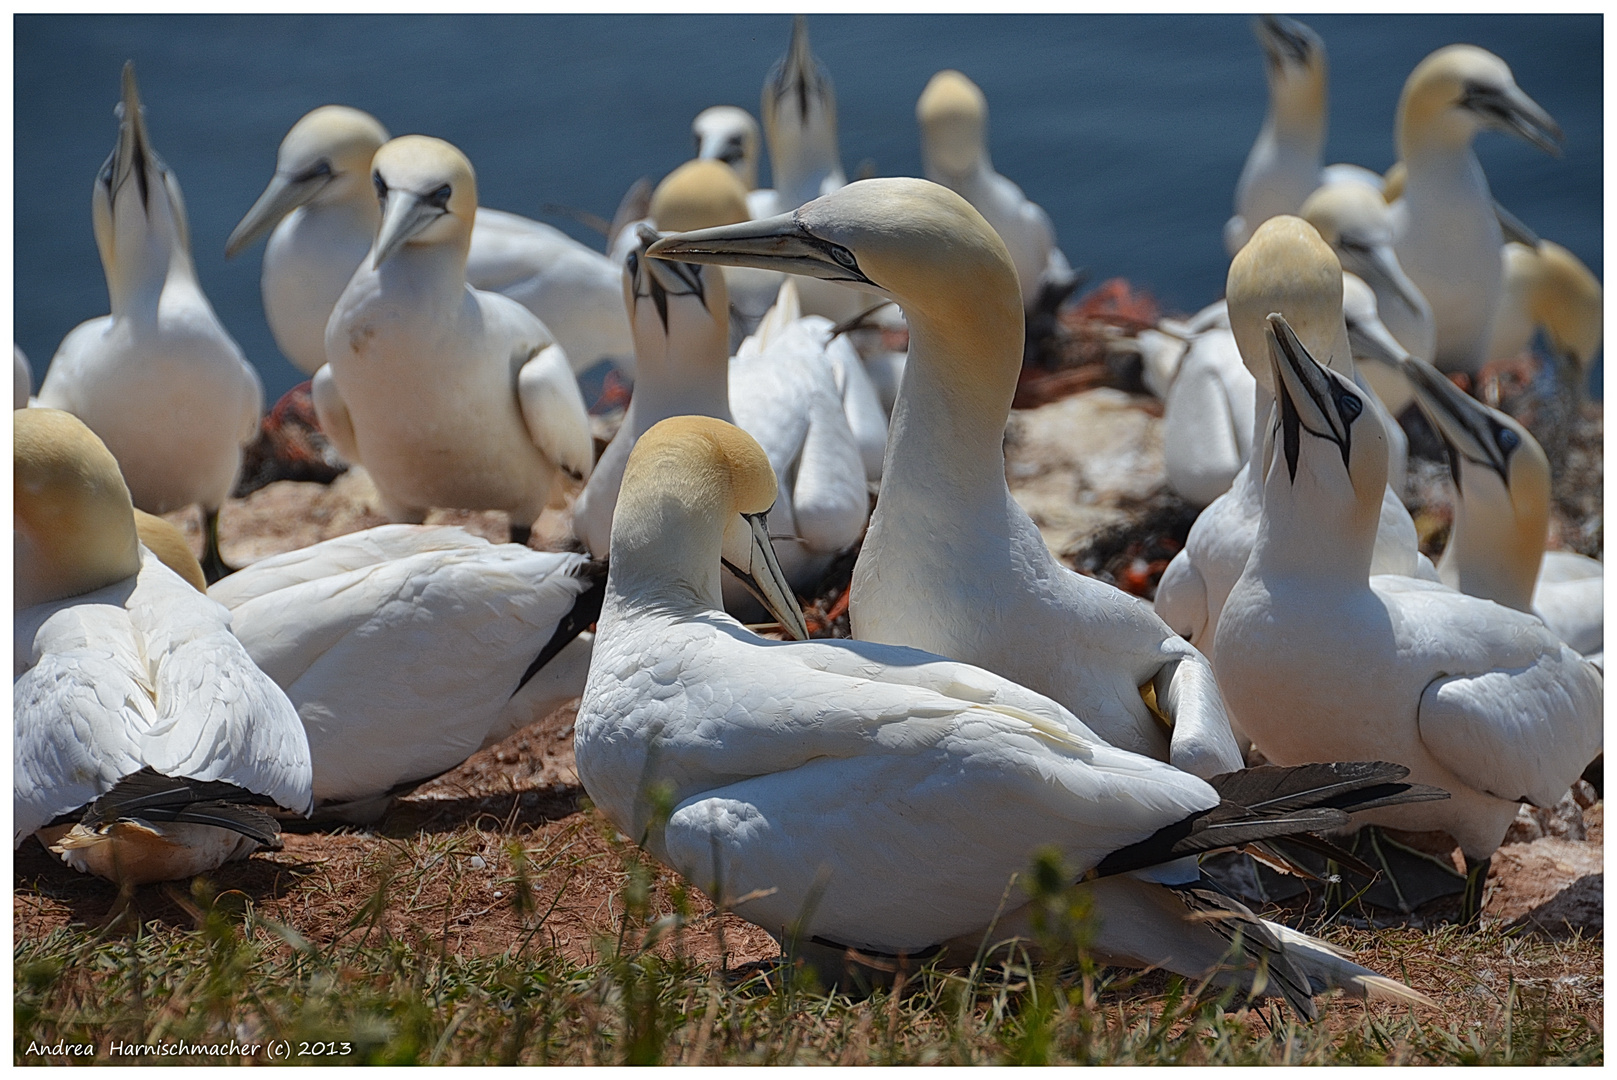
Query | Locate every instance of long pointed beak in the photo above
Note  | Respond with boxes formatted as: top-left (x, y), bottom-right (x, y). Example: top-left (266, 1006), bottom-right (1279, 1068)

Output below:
top-left (226, 172), bottom-right (326, 258)
top-left (111, 61), bottom-right (157, 210)
top-left (1493, 199), bottom-right (1541, 248)
top-left (1255, 13), bottom-right (1318, 68)
top-left (722, 510), bottom-right (810, 641)
top-left (1343, 301), bottom-right (1410, 373)
top-left (1346, 243), bottom-right (1427, 320)
top-left (1400, 355), bottom-right (1509, 481)
top-left (1267, 313), bottom-right (1358, 481)
top-left (1468, 82), bottom-right (1563, 156)
top-left (647, 214), bottom-right (876, 288)
top-left (372, 189), bottom-right (445, 269)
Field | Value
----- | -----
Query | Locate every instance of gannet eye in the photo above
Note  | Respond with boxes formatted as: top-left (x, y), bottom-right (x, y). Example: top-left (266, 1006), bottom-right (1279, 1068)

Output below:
top-left (295, 159), bottom-right (333, 183)
top-left (373, 172), bottom-right (387, 202)
top-left (625, 251), bottom-right (640, 278)
top-left (426, 184), bottom-right (453, 210)
top-left (1496, 426), bottom-right (1520, 454)
top-left (1337, 390), bottom-right (1363, 424)
top-left (829, 244), bottom-right (858, 270)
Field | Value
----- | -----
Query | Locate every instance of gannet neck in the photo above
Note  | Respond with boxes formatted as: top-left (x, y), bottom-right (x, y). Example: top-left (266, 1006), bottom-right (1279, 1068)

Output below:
top-left (1256, 15), bottom-right (1327, 138)
top-left (917, 69), bottom-right (990, 181)
top-left (761, 16), bottom-right (844, 209)
top-left (15, 409), bottom-right (142, 607)
top-left (1227, 216), bottom-right (1353, 390)
top-left (692, 106), bottom-right (760, 191)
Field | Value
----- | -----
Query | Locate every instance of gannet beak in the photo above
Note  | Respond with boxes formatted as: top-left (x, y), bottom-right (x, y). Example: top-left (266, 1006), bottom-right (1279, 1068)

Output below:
top-left (372, 187), bottom-right (447, 269)
top-left (104, 61), bottom-right (159, 212)
top-left (1493, 200), bottom-right (1541, 248)
top-left (226, 171), bottom-right (330, 258)
top-left (1343, 302), bottom-right (1409, 373)
top-left (1345, 242), bottom-right (1427, 319)
top-left (647, 213), bottom-right (877, 288)
top-left (1255, 14), bottom-right (1318, 69)
top-left (1463, 81), bottom-right (1563, 156)
top-left (721, 509), bottom-right (811, 641)
top-left (1400, 356), bottom-right (1512, 483)
top-left (1267, 313), bottom-right (1360, 481)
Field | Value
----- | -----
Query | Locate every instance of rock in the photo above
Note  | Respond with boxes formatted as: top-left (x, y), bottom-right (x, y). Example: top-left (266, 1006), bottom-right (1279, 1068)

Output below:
top-left (1486, 834), bottom-right (1604, 936)
top-left (1507, 874), bottom-right (1602, 939)
top-left (1502, 787), bottom-right (1588, 844)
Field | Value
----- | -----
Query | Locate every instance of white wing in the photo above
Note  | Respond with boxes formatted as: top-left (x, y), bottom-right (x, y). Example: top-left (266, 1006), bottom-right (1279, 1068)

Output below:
top-left (515, 341), bottom-right (594, 483)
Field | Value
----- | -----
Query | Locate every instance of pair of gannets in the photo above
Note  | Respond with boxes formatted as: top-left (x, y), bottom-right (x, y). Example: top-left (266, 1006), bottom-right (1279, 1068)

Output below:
top-left (37, 64), bottom-right (263, 581)
top-left (15, 409), bottom-right (312, 885)
top-left (1213, 314), bottom-right (1601, 915)
top-left (314, 136), bottom-right (593, 542)
top-left (916, 70), bottom-right (1078, 317)
top-left (226, 105), bottom-right (633, 379)
top-left (577, 414), bottom-right (1434, 1014)
top-left (651, 178), bottom-right (1240, 778)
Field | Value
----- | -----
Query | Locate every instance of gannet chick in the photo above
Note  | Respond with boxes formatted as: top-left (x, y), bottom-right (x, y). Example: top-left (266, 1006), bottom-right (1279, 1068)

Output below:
top-left (317, 135), bottom-right (593, 543)
top-left (1401, 355), bottom-right (1601, 657)
top-left (228, 106), bottom-right (633, 378)
top-left (1391, 45), bottom-right (1562, 372)
top-left (208, 525), bottom-right (601, 823)
top-left (916, 70), bottom-right (1078, 317)
top-left (15, 345), bottom-right (32, 409)
top-left (1214, 315), bottom-right (1602, 919)
top-left (15, 409), bottom-right (312, 885)
top-left (38, 63), bottom-right (263, 583)
top-left (578, 415), bottom-right (1435, 1013)
top-left (1153, 218), bottom-right (1429, 674)
top-left (649, 178), bottom-right (1241, 779)
top-left (1225, 15), bottom-right (1328, 256)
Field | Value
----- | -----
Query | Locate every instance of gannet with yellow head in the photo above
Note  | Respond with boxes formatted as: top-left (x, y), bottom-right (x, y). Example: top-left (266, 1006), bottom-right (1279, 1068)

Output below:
top-left (578, 414), bottom-right (1435, 1011)
top-left (15, 408), bottom-right (312, 885)
top-left (916, 69), bottom-right (1078, 317)
top-left (38, 63), bottom-right (264, 582)
top-left (1214, 313), bottom-right (1602, 919)
top-left (317, 135), bottom-right (592, 542)
top-left (1391, 45), bottom-right (1562, 373)
top-left (1488, 240), bottom-right (1602, 391)
top-left (649, 178), bottom-right (1240, 778)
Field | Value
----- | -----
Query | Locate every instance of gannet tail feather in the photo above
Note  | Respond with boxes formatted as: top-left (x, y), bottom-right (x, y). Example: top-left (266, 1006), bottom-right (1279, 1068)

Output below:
top-left (1168, 880), bottom-right (1320, 1020)
top-left (74, 768), bottom-right (284, 848)
top-left (1262, 921), bottom-right (1437, 1007)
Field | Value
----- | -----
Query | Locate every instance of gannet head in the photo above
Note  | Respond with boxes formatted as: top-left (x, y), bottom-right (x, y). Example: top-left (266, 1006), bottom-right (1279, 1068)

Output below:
top-left (133, 508), bottom-right (207, 594)
top-left (761, 16), bottom-right (840, 197)
top-left (226, 105), bottom-right (390, 258)
top-left (1227, 216), bottom-right (1351, 389)
top-left (650, 159), bottom-right (750, 234)
top-left (1254, 15), bottom-right (1326, 128)
top-left (1531, 241), bottom-right (1603, 371)
top-left (1301, 182), bottom-right (1428, 322)
top-left (627, 161), bottom-right (739, 358)
top-left (15, 408), bottom-right (142, 608)
top-left (615, 416), bottom-right (810, 640)
top-left (692, 106), bottom-right (760, 190)
top-left (1396, 45), bottom-right (1562, 158)
top-left (917, 70), bottom-right (988, 179)
top-left (368, 135), bottom-right (477, 269)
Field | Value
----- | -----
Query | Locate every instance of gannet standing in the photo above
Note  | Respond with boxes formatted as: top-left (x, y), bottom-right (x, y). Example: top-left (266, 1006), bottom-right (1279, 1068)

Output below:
top-left (15, 345), bottom-right (32, 409)
top-left (208, 525), bottom-right (601, 823)
top-left (1391, 45), bottom-right (1562, 373)
top-left (317, 135), bottom-right (593, 543)
top-left (1225, 15), bottom-right (1328, 256)
top-left (227, 106), bottom-right (633, 378)
top-left (15, 409), bottom-right (312, 885)
top-left (38, 63), bottom-right (263, 582)
top-left (1214, 314), bottom-right (1601, 918)
top-left (649, 179), bottom-right (1241, 779)
top-left (578, 415), bottom-right (1433, 1013)
top-left (916, 70), bottom-right (1078, 317)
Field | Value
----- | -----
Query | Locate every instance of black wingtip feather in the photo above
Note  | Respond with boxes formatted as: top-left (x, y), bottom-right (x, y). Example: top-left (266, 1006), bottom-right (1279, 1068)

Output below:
top-left (79, 768), bottom-right (284, 848)
top-left (513, 559), bottom-right (608, 697)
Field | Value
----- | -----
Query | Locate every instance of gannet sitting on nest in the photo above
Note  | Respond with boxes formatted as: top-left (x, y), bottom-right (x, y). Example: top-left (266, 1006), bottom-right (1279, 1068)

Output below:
top-left (15, 409), bottom-right (312, 885)
top-left (577, 414), bottom-right (1436, 1013)
top-left (226, 105), bottom-right (633, 378)
top-left (316, 135), bottom-right (593, 544)
top-left (649, 178), bottom-right (1240, 779)
top-left (1398, 355), bottom-right (1601, 658)
top-left (38, 63), bottom-right (263, 583)
top-left (1214, 314), bottom-right (1602, 920)
top-left (916, 70), bottom-right (1079, 324)
top-left (208, 525), bottom-right (602, 823)
top-left (1153, 218), bottom-right (1431, 676)
top-left (1391, 45), bottom-right (1562, 373)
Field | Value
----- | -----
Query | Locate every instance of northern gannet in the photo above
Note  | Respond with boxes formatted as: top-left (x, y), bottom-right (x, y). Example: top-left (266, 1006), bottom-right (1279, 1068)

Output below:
top-left (1400, 355), bottom-right (1601, 657)
top-left (15, 345), bottom-right (32, 409)
top-left (691, 105), bottom-right (771, 217)
top-left (15, 409), bottom-right (312, 885)
top-left (1391, 45), bottom-right (1562, 373)
top-left (1215, 314), bottom-right (1601, 917)
top-left (38, 63), bottom-right (263, 582)
top-left (227, 106), bottom-right (634, 379)
top-left (316, 135), bottom-right (593, 544)
top-left (1225, 15), bottom-right (1327, 256)
top-left (207, 525), bottom-right (601, 823)
top-left (649, 178), bottom-right (1241, 779)
top-left (916, 69), bottom-right (1078, 317)
top-left (577, 414), bottom-right (1434, 1013)
top-left (1153, 218), bottom-right (1430, 672)
top-left (1488, 239), bottom-right (1602, 400)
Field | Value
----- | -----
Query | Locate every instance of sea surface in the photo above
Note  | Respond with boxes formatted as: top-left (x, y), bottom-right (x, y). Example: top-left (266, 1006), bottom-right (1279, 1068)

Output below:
top-left (14, 14), bottom-right (1603, 403)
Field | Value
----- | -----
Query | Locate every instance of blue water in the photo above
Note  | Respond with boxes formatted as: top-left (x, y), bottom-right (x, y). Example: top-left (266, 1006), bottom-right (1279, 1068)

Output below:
top-left (14, 14), bottom-right (1603, 403)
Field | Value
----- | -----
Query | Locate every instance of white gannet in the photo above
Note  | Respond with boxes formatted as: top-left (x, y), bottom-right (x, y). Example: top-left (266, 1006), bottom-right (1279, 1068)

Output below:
top-left (15, 345), bottom-right (32, 409)
top-left (38, 63), bottom-right (263, 582)
top-left (1153, 219), bottom-right (1430, 672)
top-left (15, 409), bottom-right (312, 885)
top-left (207, 525), bottom-right (601, 823)
top-left (1400, 355), bottom-right (1601, 658)
top-left (691, 104), bottom-right (771, 215)
top-left (1225, 15), bottom-right (1327, 256)
top-left (316, 135), bottom-right (593, 544)
top-left (1488, 239), bottom-right (1602, 398)
top-left (227, 106), bottom-right (634, 379)
top-left (916, 69), bottom-right (1078, 317)
top-left (1391, 45), bottom-right (1562, 373)
top-left (577, 414), bottom-right (1434, 1013)
top-left (1214, 313), bottom-right (1601, 918)
top-left (649, 179), bottom-right (1240, 779)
